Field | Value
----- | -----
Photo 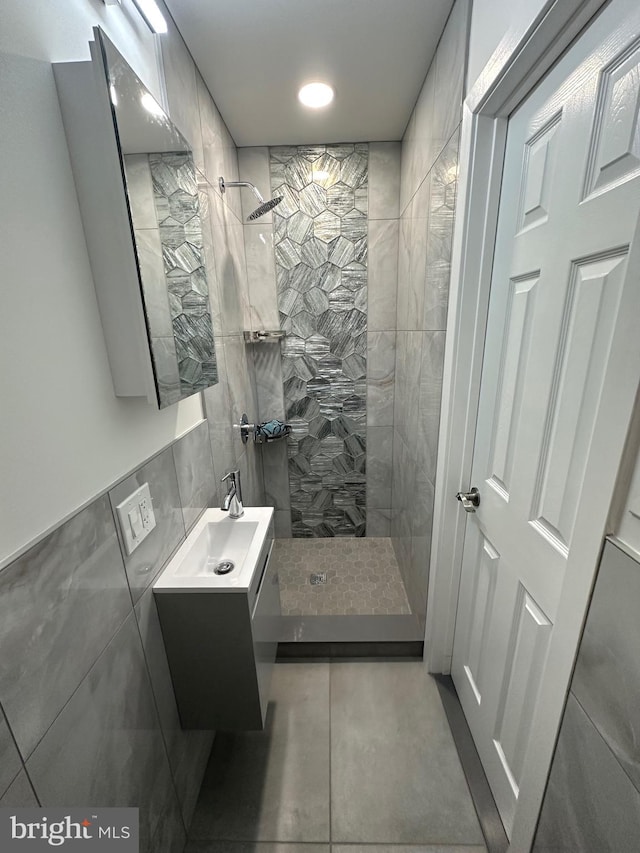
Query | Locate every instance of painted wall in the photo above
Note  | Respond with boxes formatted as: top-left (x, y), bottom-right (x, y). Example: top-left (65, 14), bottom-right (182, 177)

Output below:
top-left (0, 1), bottom-right (203, 566)
top-left (392, 0), bottom-right (469, 629)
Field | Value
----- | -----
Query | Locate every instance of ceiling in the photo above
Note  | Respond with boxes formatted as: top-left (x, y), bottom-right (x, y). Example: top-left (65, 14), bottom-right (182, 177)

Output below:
top-left (164, 0), bottom-right (455, 148)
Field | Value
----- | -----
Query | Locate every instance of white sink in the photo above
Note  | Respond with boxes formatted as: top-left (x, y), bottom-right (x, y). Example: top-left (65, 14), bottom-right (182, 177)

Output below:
top-left (154, 507), bottom-right (274, 592)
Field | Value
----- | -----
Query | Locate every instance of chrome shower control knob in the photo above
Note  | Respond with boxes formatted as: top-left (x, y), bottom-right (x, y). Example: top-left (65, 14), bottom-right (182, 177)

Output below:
top-left (456, 487), bottom-right (480, 512)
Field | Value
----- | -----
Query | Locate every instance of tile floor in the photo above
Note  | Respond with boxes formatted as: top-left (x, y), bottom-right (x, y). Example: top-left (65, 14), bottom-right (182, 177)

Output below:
top-left (186, 661), bottom-right (486, 852)
top-left (273, 538), bottom-right (411, 616)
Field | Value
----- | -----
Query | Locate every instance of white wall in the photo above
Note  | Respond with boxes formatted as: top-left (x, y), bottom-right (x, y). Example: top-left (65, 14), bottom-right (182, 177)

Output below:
top-left (0, 0), bottom-right (203, 565)
top-left (467, 0), bottom-right (548, 93)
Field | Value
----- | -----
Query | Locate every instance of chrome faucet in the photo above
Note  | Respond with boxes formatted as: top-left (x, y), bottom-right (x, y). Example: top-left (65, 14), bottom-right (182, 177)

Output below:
top-left (221, 470), bottom-right (244, 518)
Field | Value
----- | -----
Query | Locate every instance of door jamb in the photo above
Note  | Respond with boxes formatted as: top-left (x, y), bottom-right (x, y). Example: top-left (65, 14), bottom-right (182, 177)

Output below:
top-left (425, 0), bottom-right (610, 674)
top-left (424, 0), bottom-right (613, 848)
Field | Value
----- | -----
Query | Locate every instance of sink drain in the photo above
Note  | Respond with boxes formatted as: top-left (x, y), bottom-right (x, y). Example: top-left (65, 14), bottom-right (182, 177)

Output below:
top-left (213, 560), bottom-right (235, 575)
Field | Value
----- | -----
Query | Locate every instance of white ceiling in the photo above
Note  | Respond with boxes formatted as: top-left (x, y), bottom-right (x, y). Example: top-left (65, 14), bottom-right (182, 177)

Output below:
top-left (164, 0), bottom-right (455, 147)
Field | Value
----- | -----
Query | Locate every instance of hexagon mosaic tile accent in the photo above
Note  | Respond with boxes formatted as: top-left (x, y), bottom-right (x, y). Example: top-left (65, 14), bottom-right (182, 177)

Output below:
top-left (273, 537), bottom-right (411, 616)
top-left (148, 152), bottom-right (217, 402)
top-left (270, 144), bottom-right (369, 538)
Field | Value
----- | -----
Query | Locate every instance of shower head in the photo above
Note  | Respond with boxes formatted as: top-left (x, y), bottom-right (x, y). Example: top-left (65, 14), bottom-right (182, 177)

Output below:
top-left (218, 177), bottom-right (283, 221)
top-left (247, 197), bottom-right (282, 220)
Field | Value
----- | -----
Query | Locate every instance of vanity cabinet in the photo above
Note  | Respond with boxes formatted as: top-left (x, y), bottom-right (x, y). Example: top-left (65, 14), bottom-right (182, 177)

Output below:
top-left (154, 523), bottom-right (280, 730)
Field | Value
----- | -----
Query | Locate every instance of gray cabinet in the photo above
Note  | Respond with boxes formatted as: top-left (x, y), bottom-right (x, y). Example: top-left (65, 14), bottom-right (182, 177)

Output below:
top-left (154, 528), bottom-right (280, 730)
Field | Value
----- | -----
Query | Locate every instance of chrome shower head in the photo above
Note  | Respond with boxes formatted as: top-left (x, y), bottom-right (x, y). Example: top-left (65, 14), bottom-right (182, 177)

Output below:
top-left (218, 177), bottom-right (283, 221)
top-left (247, 196), bottom-right (283, 220)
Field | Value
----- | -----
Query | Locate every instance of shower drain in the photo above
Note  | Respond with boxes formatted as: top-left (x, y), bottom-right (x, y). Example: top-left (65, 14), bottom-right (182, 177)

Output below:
top-left (213, 560), bottom-right (235, 575)
top-left (310, 572), bottom-right (327, 585)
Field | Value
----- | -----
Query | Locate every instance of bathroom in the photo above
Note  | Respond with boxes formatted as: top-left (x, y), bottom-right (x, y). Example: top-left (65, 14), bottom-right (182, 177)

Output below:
top-left (2, 0), bottom-right (640, 851)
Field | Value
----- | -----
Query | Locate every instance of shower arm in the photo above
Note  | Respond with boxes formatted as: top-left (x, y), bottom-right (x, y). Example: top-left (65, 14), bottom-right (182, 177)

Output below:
top-left (218, 178), bottom-right (265, 204)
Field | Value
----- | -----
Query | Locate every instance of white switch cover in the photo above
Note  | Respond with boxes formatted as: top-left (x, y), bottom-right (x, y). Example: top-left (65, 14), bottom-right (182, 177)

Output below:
top-left (116, 482), bottom-right (156, 555)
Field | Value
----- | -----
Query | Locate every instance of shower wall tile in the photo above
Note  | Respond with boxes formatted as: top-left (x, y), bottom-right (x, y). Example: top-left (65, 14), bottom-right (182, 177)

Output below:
top-left (366, 508), bottom-right (392, 537)
top-left (399, 0), bottom-right (469, 216)
top-left (238, 444), bottom-right (266, 508)
top-left (424, 130), bottom-right (460, 331)
top-left (125, 153), bottom-right (158, 229)
top-left (391, 0), bottom-right (466, 602)
top-left (173, 419), bottom-right (216, 531)
top-left (161, 21), bottom-right (203, 171)
top-left (417, 331), bottom-right (446, 482)
top-left (197, 71), bottom-right (242, 221)
top-left (238, 147), bottom-right (273, 222)
top-left (405, 67), bottom-right (435, 216)
top-left (0, 771), bottom-right (39, 807)
top-left (367, 331), bottom-right (396, 427)
top-left (26, 616), bottom-right (178, 853)
top-left (252, 343), bottom-right (286, 420)
top-left (275, 509), bottom-right (293, 538)
top-left (434, 0), bottom-right (469, 154)
top-left (0, 495), bottom-right (130, 759)
top-left (271, 143), bottom-right (369, 537)
top-left (244, 222), bottom-right (279, 329)
top-left (366, 427), bottom-right (393, 509)
top-left (135, 227), bottom-right (173, 337)
top-left (262, 440), bottom-right (291, 510)
top-left (368, 141), bottom-right (401, 219)
top-left (368, 219), bottom-right (399, 332)
top-left (0, 709), bottom-right (22, 798)
top-left (109, 446), bottom-right (185, 604)
top-left (210, 194), bottom-right (248, 336)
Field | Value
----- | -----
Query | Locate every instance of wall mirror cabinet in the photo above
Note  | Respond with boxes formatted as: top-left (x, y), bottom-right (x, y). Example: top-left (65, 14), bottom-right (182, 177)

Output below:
top-left (54, 28), bottom-right (218, 408)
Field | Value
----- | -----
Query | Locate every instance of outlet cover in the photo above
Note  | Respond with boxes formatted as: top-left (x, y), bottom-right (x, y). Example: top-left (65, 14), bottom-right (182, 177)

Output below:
top-left (116, 482), bottom-right (156, 555)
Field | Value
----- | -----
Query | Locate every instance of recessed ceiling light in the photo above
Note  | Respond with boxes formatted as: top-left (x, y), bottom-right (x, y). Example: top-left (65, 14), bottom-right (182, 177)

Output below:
top-left (298, 82), bottom-right (334, 109)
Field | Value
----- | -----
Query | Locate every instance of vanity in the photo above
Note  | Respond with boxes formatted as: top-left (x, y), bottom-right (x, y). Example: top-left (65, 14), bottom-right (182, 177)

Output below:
top-left (153, 507), bottom-right (280, 730)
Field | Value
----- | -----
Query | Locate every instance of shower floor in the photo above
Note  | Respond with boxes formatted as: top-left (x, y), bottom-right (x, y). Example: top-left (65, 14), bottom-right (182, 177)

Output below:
top-left (273, 537), bottom-right (411, 616)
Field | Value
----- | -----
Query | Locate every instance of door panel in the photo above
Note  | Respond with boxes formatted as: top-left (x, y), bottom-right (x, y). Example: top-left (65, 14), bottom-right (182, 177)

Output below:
top-left (452, 0), bottom-right (640, 839)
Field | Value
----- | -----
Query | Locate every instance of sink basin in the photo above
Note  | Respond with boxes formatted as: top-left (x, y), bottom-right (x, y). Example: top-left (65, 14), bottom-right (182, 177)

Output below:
top-left (154, 507), bottom-right (274, 592)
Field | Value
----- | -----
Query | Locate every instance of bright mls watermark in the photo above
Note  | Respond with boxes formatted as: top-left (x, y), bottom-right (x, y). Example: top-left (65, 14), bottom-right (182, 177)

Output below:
top-left (0, 809), bottom-right (138, 851)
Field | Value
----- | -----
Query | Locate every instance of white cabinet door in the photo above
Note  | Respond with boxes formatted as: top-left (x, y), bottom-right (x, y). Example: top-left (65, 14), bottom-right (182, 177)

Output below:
top-left (451, 0), bottom-right (640, 836)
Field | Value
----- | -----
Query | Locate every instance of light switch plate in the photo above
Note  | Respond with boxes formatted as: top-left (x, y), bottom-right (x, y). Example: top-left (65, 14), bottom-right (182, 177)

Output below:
top-left (116, 482), bottom-right (156, 555)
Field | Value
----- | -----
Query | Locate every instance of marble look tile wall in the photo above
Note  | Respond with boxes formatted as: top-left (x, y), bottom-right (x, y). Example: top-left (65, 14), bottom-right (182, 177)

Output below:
top-left (533, 540), bottom-right (640, 851)
top-left (0, 421), bottom-right (217, 848)
top-left (392, 0), bottom-right (469, 628)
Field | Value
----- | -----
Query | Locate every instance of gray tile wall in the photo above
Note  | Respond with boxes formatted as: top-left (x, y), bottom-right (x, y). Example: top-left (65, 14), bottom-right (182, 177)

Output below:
top-left (533, 539), bottom-right (640, 851)
top-left (239, 142), bottom-right (400, 539)
top-left (392, 0), bottom-right (470, 629)
top-left (0, 421), bottom-right (216, 852)
top-left (0, 18), bottom-right (264, 850)
top-left (270, 144), bottom-right (369, 538)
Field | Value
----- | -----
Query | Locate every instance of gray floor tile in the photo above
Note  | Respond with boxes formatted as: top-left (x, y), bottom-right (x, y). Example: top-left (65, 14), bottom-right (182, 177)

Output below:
top-left (186, 844), bottom-right (329, 852)
top-left (189, 664), bottom-right (330, 842)
top-left (331, 662), bottom-right (484, 845)
top-left (332, 847), bottom-right (485, 852)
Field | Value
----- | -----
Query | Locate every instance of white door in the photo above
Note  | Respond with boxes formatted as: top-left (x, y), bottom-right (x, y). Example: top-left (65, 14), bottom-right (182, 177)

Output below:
top-left (451, 0), bottom-right (640, 837)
